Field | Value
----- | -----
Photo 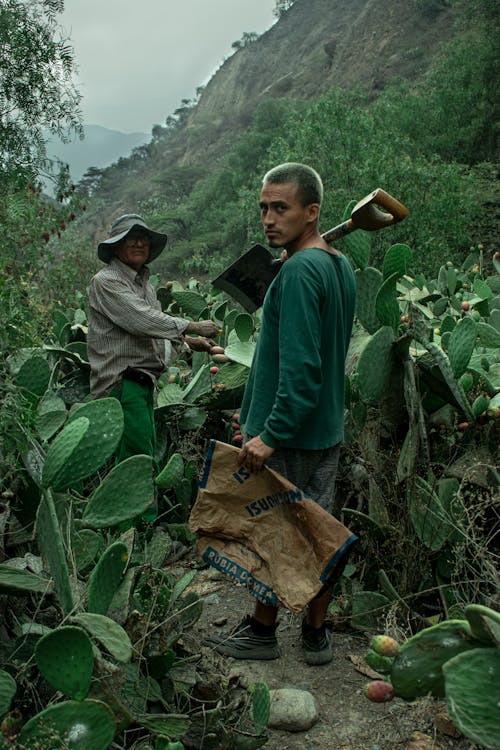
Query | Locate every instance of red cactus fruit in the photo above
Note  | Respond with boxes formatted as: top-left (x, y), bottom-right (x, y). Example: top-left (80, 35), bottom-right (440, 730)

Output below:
top-left (370, 634), bottom-right (400, 657)
top-left (364, 680), bottom-right (395, 702)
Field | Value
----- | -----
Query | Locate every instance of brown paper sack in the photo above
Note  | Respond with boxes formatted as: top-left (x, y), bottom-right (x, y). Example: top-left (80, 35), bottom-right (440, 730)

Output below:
top-left (189, 440), bottom-right (357, 613)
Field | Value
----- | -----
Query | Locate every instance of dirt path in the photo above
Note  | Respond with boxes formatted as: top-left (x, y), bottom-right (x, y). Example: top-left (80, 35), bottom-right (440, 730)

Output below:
top-left (183, 565), bottom-right (477, 750)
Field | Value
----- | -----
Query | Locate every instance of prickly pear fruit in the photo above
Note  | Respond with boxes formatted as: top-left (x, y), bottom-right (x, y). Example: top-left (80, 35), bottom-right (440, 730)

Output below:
top-left (364, 680), bottom-right (395, 702)
top-left (370, 634), bottom-right (399, 657)
top-left (365, 649), bottom-right (394, 674)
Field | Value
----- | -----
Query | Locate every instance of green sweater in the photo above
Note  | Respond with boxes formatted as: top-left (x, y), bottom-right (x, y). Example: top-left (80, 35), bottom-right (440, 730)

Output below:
top-left (240, 248), bottom-right (356, 450)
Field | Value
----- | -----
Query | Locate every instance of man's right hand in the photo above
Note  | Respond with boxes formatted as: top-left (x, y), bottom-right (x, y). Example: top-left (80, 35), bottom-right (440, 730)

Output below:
top-left (185, 320), bottom-right (219, 338)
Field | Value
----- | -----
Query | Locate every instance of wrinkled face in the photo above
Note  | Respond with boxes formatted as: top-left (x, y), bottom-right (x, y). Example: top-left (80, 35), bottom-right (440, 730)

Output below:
top-left (259, 181), bottom-right (317, 251)
top-left (114, 229), bottom-right (151, 270)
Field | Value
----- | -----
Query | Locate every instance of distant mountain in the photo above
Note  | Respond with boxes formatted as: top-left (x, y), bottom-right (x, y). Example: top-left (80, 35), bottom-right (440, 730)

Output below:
top-left (45, 124), bottom-right (150, 184)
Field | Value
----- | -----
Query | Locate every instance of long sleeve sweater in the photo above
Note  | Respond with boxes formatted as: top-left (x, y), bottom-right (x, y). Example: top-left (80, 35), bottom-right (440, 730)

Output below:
top-left (240, 247), bottom-right (356, 450)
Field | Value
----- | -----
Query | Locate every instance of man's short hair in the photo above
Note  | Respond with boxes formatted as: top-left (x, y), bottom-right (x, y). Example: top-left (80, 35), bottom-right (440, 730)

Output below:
top-left (262, 162), bottom-right (323, 206)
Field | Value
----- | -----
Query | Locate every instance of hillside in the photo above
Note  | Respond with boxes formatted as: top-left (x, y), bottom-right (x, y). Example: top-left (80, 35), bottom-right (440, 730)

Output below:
top-left (85, 0), bottom-right (462, 207)
top-left (76, 0), bottom-right (497, 275)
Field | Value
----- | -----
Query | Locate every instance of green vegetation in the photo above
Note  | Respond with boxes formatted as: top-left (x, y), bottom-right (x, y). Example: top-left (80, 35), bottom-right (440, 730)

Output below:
top-left (0, 0), bottom-right (498, 746)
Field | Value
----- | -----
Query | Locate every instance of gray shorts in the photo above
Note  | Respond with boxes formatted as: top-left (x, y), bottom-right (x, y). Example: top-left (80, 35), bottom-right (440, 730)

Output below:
top-left (264, 443), bottom-right (341, 514)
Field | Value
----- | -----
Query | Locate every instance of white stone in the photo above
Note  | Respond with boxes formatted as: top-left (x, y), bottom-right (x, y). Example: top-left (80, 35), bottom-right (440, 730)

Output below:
top-left (268, 688), bottom-right (319, 731)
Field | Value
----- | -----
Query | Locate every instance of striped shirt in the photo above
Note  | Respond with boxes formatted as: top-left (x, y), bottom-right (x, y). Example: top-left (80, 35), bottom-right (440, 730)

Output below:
top-left (87, 258), bottom-right (188, 397)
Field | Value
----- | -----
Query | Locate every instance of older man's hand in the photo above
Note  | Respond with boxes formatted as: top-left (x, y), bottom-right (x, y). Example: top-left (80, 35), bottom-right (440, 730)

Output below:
top-left (186, 320), bottom-right (219, 338)
top-left (237, 435), bottom-right (275, 473)
top-left (185, 336), bottom-right (215, 353)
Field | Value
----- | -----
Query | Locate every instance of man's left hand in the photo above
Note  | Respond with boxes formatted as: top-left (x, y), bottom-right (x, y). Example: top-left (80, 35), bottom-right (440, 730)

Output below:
top-left (237, 435), bottom-right (275, 472)
top-left (185, 336), bottom-right (215, 353)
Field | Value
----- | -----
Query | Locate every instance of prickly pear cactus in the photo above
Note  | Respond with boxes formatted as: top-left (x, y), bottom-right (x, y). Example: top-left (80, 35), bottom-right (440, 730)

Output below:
top-left (0, 669), bottom-right (17, 716)
top-left (465, 604), bottom-right (500, 647)
top-left (390, 620), bottom-right (482, 698)
top-left (156, 452), bottom-right (184, 490)
top-left (382, 243), bottom-right (412, 280)
top-left (443, 647), bottom-right (500, 750)
top-left (252, 681), bottom-right (270, 734)
top-left (355, 267), bottom-right (382, 334)
top-left (0, 564), bottom-right (50, 595)
top-left (87, 541), bottom-right (128, 616)
top-left (41, 416), bottom-right (89, 489)
top-left (356, 326), bottom-right (394, 404)
top-left (375, 272), bottom-right (400, 331)
top-left (36, 489), bottom-right (74, 614)
top-left (35, 626), bottom-right (94, 700)
top-left (234, 312), bottom-right (254, 342)
top-left (72, 613), bottom-right (132, 663)
top-left (408, 476), bottom-right (455, 551)
top-left (83, 454), bottom-right (154, 527)
top-left (447, 316), bottom-right (477, 379)
top-left (17, 698), bottom-right (115, 749)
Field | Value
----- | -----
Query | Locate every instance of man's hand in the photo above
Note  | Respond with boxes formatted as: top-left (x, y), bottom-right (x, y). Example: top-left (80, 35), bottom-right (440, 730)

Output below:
top-left (185, 320), bottom-right (219, 338)
top-left (237, 435), bottom-right (275, 472)
top-left (185, 336), bottom-right (215, 353)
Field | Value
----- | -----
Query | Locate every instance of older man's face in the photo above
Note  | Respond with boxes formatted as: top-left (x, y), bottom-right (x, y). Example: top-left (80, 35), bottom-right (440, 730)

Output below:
top-left (115, 230), bottom-right (151, 270)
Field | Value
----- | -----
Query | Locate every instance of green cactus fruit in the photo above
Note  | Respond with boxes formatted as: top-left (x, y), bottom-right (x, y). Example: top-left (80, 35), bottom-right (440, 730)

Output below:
top-left (448, 317), bottom-right (477, 378)
top-left (382, 243), bottom-right (412, 280)
top-left (0, 669), bottom-right (17, 716)
top-left (443, 647), bottom-right (500, 750)
top-left (156, 452), bottom-right (184, 490)
top-left (87, 541), bottom-right (128, 616)
top-left (364, 650), bottom-right (394, 674)
top-left (72, 613), bottom-right (132, 663)
top-left (83, 454), bottom-right (154, 528)
top-left (71, 529), bottom-right (104, 571)
top-left (390, 620), bottom-right (481, 699)
top-left (464, 604), bottom-right (500, 647)
top-left (370, 635), bottom-right (399, 657)
top-left (472, 394), bottom-right (490, 418)
top-left (375, 271), bottom-right (400, 331)
top-left (35, 626), bottom-right (94, 700)
top-left (458, 371), bottom-right (473, 393)
top-left (17, 699), bottom-right (115, 749)
top-left (355, 267), bottom-right (383, 334)
top-left (234, 312), bottom-right (254, 342)
top-left (16, 355), bottom-right (51, 397)
top-left (42, 417), bottom-right (89, 489)
top-left (357, 326), bottom-right (394, 404)
top-left (36, 489), bottom-right (74, 613)
top-left (252, 681), bottom-right (270, 733)
top-left (0, 564), bottom-right (50, 595)
top-left (364, 680), bottom-right (395, 702)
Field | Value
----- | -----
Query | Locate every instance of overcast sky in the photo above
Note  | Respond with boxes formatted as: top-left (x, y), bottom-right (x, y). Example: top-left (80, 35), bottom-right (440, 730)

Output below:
top-left (60, 0), bottom-right (277, 134)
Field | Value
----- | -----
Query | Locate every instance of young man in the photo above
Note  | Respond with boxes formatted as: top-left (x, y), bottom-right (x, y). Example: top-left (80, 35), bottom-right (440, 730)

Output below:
top-left (87, 214), bottom-right (218, 517)
top-left (206, 164), bottom-right (356, 665)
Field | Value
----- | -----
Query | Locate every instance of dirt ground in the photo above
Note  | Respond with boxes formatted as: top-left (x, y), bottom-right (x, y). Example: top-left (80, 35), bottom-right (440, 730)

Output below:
top-left (182, 564), bottom-right (478, 750)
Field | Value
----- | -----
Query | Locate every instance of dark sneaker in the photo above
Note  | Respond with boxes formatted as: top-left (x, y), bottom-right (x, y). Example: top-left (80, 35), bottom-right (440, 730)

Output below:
top-left (301, 619), bottom-right (333, 665)
top-left (204, 615), bottom-right (280, 660)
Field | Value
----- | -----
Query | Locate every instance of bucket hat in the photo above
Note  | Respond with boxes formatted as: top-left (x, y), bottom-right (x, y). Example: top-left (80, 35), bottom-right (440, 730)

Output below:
top-left (97, 214), bottom-right (167, 263)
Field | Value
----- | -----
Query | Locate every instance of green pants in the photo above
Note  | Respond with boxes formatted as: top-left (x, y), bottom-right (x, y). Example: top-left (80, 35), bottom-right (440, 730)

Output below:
top-left (111, 378), bottom-right (158, 522)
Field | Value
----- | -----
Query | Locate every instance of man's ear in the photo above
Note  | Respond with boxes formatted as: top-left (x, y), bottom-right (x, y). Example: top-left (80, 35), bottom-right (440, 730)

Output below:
top-left (306, 203), bottom-right (320, 223)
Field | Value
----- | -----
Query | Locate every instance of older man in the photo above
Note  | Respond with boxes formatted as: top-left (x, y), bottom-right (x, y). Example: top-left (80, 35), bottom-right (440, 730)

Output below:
top-left (206, 164), bottom-right (356, 665)
top-left (87, 214), bottom-right (218, 518)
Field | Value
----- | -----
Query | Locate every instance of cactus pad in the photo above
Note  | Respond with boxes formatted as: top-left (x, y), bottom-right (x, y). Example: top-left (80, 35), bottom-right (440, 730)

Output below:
top-left (234, 312), bottom-right (254, 342)
top-left (390, 620), bottom-right (480, 698)
top-left (156, 452), bottom-right (184, 490)
top-left (41, 417), bottom-right (89, 489)
top-left (72, 613), bottom-right (132, 663)
top-left (465, 604), bottom-right (500, 647)
top-left (356, 326), bottom-right (394, 404)
top-left (87, 541), bottom-right (128, 615)
top-left (355, 267), bottom-right (383, 333)
top-left (443, 647), bottom-right (500, 749)
top-left (17, 699), bottom-right (115, 749)
top-left (0, 669), bottom-right (17, 716)
top-left (252, 681), bottom-right (270, 733)
top-left (35, 626), bottom-right (94, 700)
top-left (382, 243), bottom-right (412, 280)
top-left (448, 317), bottom-right (477, 379)
top-left (408, 476), bottom-right (454, 551)
top-left (0, 564), bottom-right (50, 594)
top-left (83, 454), bottom-right (154, 527)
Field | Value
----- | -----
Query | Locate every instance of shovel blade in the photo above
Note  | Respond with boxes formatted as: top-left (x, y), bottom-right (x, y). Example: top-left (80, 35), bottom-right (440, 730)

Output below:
top-left (211, 244), bottom-right (282, 312)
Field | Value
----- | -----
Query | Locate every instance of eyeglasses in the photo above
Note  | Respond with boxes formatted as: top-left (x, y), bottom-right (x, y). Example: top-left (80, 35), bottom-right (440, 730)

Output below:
top-left (125, 232), bottom-right (151, 247)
